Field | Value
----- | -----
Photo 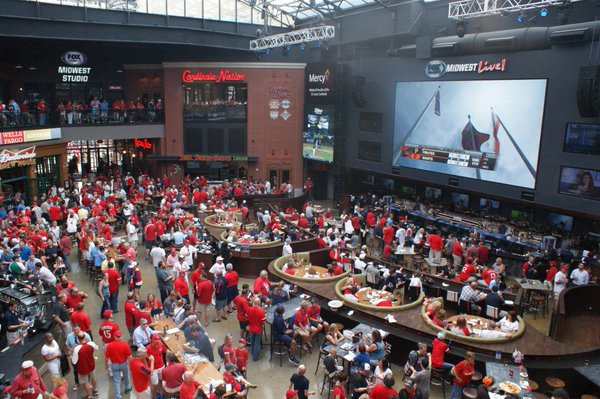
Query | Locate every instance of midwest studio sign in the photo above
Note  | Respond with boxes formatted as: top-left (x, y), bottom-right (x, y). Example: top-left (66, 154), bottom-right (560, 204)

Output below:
top-left (58, 51), bottom-right (91, 82)
top-left (425, 58), bottom-right (507, 78)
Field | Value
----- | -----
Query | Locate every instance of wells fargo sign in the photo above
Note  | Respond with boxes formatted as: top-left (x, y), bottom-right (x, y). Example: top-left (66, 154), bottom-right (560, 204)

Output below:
top-left (181, 69), bottom-right (246, 84)
top-left (0, 128), bottom-right (61, 146)
top-left (0, 146), bottom-right (37, 170)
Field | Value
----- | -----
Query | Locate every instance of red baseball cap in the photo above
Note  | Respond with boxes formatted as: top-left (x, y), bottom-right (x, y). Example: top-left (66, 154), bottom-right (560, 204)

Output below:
top-left (239, 338), bottom-right (247, 345)
top-left (115, 331), bottom-right (123, 339)
top-left (102, 310), bottom-right (113, 319)
top-left (286, 390), bottom-right (299, 399)
top-left (152, 335), bottom-right (162, 342)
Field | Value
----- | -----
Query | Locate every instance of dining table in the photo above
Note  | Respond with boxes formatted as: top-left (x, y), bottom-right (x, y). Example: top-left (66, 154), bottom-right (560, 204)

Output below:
top-left (154, 318), bottom-right (225, 395)
top-left (486, 361), bottom-right (533, 399)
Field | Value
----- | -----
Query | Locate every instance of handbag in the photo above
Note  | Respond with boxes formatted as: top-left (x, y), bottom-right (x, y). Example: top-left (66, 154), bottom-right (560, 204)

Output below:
top-left (60, 353), bottom-right (71, 376)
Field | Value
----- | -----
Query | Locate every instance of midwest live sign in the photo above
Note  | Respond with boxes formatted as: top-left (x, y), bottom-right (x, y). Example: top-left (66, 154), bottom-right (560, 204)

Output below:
top-left (425, 58), bottom-right (507, 78)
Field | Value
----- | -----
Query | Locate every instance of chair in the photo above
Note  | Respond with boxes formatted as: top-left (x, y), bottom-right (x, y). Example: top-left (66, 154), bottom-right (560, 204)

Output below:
top-left (532, 393), bottom-right (550, 399)
top-left (430, 368), bottom-right (448, 399)
top-left (319, 362), bottom-right (336, 399)
top-left (413, 256), bottom-right (425, 270)
top-left (366, 272), bottom-right (380, 288)
top-left (485, 305), bottom-right (500, 320)
top-left (529, 380), bottom-right (539, 391)
top-left (470, 371), bottom-right (483, 386)
top-left (446, 291), bottom-right (459, 304)
top-left (270, 338), bottom-right (288, 367)
top-left (462, 387), bottom-right (478, 399)
top-left (458, 300), bottom-right (472, 314)
top-left (531, 294), bottom-right (549, 319)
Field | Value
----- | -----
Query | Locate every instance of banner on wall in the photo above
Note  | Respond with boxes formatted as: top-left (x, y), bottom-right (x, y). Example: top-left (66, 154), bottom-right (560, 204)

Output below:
top-left (305, 63), bottom-right (335, 103)
top-left (0, 128), bottom-right (61, 146)
top-left (268, 83), bottom-right (293, 121)
top-left (0, 146), bottom-right (37, 170)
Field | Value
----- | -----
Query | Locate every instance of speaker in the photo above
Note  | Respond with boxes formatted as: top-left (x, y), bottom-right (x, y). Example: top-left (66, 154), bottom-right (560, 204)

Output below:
top-left (521, 191), bottom-right (535, 201)
top-left (351, 75), bottom-right (367, 108)
top-left (577, 65), bottom-right (600, 118)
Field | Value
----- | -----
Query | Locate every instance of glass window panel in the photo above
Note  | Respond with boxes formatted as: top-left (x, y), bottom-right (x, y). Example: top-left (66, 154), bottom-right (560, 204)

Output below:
top-left (186, 0), bottom-right (204, 18)
top-left (237, 2), bottom-right (253, 23)
top-left (207, 128), bottom-right (225, 153)
top-left (185, 128), bottom-right (204, 153)
top-left (204, 0), bottom-right (220, 20)
top-left (228, 128), bottom-right (246, 154)
top-left (167, 0), bottom-right (186, 16)
top-left (357, 140), bottom-right (381, 163)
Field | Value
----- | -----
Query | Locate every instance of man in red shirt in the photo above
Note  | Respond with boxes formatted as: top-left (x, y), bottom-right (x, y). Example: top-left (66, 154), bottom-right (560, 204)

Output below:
top-left (104, 264), bottom-right (121, 312)
top-left (233, 284), bottom-right (251, 340)
top-left (146, 335), bottom-right (167, 397)
top-left (478, 264), bottom-right (497, 287)
top-left (196, 274), bottom-right (214, 326)
top-left (253, 270), bottom-right (272, 305)
top-left (225, 263), bottom-right (240, 314)
top-left (162, 352), bottom-right (187, 396)
top-left (458, 259), bottom-right (477, 283)
top-left (9, 360), bottom-right (47, 399)
top-left (71, 302), bottom-right (93, 340)
top-left (370, 374), bottom-right (398, 399)
top-left (247, 297), bottom-right (266, 361)
top-left (105, 330), bottom-right (133, 399)
top-left (98, 310), bottom-right (120, 346)
top-left (307, 297), bottom-right (328, 334)
top-left (124, 292), bottom-right (138, 336)
top-left (452, 238), bottom-right (466, 270)
top-left (144, 220), bottom-right (157, 256)
top-left (450, 352), bottom-right (475, 399)
top-left (431, 332), bottom-right (453, 377)
top-left (294, 301), bottom-right (316, 351)
top-left (174, 273), bottom-right (190, 304)
top-left (74, 333), bottom-right (99, 398)
top-left (235, 338), bottom-right (250, 374)
top-left (179, 371), bottom-right (202, 399)
top-left (477, 242), bottom-right (489, 265)
top-left (66, 287), bottom-right (88, 312)
top-left (130, 348), bottom-right (155, 399)
top-left (427, 231), bottom-right (444, 259)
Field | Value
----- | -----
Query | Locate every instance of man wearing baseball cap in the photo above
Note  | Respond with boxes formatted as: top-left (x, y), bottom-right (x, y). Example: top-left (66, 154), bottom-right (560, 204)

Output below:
top-left (209, 255), bottom-right (226, 276)
top-left (105, 330), bottom-right (133, 399)
top-left (286, 390), bottom-right (299, 399)
top-left (9, 360), bottom-right (48, 399)
top-left (130, 348), bottom-right (154, 399)
top-left (98, 310), bottom-right (120, 346)
top-left (146, 335), bottom-right (167, 398)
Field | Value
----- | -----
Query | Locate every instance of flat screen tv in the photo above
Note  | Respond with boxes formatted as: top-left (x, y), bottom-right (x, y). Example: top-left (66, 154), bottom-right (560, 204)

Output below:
top-left (479, 197), bottom-right (500, 212)
top-left (392, 79), bottom-right (547, 189)
top-left (558, 166), bottom-right (600, 201)
top-left (425, 186), bottom-right (442, 202)
top-left (564, 123), bottom-right (600, 155)
top-left (547, 212), bottom-right (574, 232)
top-left (451, 192), bottom-right (469, 209)
top-left (303, 105), bottom-right (334, 163)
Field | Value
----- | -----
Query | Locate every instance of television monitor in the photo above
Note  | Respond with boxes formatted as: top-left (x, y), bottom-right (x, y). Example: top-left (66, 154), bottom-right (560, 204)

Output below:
top-left (303, 105), bottom-right (334, 163)
top-left (479, 197), bottom-right (500, 212)
top-left (510, 209), bottom-right (531, 221)
top-left (564, 123), bottom-right (600, 155)
top-left (425, 186), bottom-right (442, 202)
top-left (547, 212), bottom-right (574, 232)
top-left (451, 192), bottom-right (469, 209)
top-left (558, 166), bottom-right (600, 201)
top-left (401, 185), bottom-right (416, 196)
top-left (380, 177), bottom-right (395, 190)
top-left (392, 79), bottom-right (547, 189)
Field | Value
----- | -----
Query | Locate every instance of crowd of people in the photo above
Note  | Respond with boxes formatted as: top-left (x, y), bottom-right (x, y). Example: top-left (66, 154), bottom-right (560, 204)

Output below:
top-left (0, 95), bottom-right (163, 129)
top-left (0, 175), bottom-right (585, 399)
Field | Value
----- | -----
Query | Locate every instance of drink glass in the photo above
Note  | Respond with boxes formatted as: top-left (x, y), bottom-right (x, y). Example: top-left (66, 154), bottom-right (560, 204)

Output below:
top-left (509, 369), bottom-right (514, 378)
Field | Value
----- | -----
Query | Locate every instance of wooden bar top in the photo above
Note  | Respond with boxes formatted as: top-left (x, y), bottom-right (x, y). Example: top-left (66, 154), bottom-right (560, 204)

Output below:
top-left (154, 318), bottom-right (222, 393)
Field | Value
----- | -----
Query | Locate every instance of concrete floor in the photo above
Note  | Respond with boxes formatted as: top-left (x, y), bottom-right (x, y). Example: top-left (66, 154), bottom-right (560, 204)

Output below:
top-left (44, 252), bottom-right (438, 399)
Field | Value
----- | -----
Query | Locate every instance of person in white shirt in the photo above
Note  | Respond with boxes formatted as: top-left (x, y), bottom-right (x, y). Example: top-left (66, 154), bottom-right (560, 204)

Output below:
top-left (36, 263), bottom-right (57, 285)
top-left (172, 231), bottom-right (185, 246)
top-left (479, 321), bottom-right (512, 339)
top-left (173, 255), bottom-right (190, 279)
top-left (179, 241), bottom-right (197, 266)
top-left (209, 256), bottom-right (226, 276)
top-left (282, 238), bottom-right (293, 256)
top-left (149, 244), bottom-right (166, 268)
top-left (570, 263), bottom-right (590, 286)
top-left (66, 212), bottom-right (79, 234)
top-left (396, 226), bottom-right (407, 248)
top-left (553, 265), bottom-right (569, 299)
top-left (265, 180), bottom-right (271, 193)
top-left (498, 311), bottom-right (519, 333)
top-left (41, 332), bottom-right (62, 376)
top-left (126, 219), bottom-right (138, 249)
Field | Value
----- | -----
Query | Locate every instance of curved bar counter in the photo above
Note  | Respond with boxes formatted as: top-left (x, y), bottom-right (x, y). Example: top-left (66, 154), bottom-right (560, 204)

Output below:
top-left (272, 252), bottom-right (351, 283)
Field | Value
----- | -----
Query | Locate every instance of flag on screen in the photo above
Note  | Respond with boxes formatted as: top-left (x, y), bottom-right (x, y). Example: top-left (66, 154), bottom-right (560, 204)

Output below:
top-left (461, 119), bottom-right (490, 152)
top-left (491, 112), bottom-right (501, 155)
top-left (434, 91), bottom-right (440, 116)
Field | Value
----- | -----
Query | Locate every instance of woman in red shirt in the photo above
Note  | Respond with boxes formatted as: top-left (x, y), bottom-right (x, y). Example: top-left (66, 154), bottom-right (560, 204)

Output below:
top-left (333, 372), bottom-right (348, 399)
top-left (146, 293), bottom-right (163, 317)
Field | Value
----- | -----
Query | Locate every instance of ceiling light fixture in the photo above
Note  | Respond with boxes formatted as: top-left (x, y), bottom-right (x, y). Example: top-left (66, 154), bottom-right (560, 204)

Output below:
top-left (540, 7), bottom-right (548, 16)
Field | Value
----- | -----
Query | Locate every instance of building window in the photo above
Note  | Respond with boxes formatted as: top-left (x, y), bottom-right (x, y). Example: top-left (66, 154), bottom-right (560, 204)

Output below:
top-left (183, 83), bottom-right (247, 123)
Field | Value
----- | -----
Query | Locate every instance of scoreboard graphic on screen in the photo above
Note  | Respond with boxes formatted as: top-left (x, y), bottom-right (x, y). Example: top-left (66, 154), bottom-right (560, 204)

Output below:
top-left (399, 144), bottom-right (498, 171)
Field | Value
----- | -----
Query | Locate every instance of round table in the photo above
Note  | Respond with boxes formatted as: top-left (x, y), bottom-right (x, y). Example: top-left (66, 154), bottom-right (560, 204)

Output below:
top-left (355, 288), bottom-right (402, 307)
top-left (545, 377), bottom-right (566, 389)
top-left (290, 265), bottom-right (329, 279)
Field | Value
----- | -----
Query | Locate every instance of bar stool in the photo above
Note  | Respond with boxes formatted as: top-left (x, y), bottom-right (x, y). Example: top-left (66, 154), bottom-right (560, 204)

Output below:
top-left (462, 387), bottom-right (478, 399)
top-left (319, 363), bottom-right (336, 399)
top-left (545, 377), bottom-right (566, 390)
top-left (529, 380), bottom-right (539, 391)
top-left (533, 393), bottom-right (550, 399)
top-left (430, 368), bottom-right (448, 399)
top-left (413, 256), bottom-right (424, 270)
top-left (471, 371), bottom-right (483, 386)
top-left (531, 294), bottom-right (549, 319)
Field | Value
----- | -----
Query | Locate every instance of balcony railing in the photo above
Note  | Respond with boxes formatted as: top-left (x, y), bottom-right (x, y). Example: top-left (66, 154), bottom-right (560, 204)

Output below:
top-left (0, 108), bottom-right (164, 132)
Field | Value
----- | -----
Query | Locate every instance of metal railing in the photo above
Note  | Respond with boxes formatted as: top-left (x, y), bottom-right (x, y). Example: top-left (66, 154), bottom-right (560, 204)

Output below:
top-left (24, 0), bottom-right (293, 26)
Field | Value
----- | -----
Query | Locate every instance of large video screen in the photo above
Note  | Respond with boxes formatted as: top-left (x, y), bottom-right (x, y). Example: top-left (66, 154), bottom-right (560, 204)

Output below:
top-left (392, 80), bottom-right (547, 189)
top-left (558, 166), bottom-right (600, 201)
top-left (564, 123), bottom-right (600, 155)
top-left (547, 212), bottom-right (574, 232)
top-left (303, 105), bottom-right (333, 163)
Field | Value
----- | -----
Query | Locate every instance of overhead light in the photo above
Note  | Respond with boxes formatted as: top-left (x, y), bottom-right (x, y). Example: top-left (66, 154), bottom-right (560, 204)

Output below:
top-left (256, 27), bottom-right (263, 38)
top-left (116, 69), bottom-right (124, 73)
top-left (540, 8), bottom-right (548, 16)
top-left (261, 6), bottom-right (267, 19)
top-left (265, 48), bottom-right (270, 55)
top-left (28, 66), bottom-right (37, 70)
top-left (516, 11), bottom-right (525, 23)
top-left (283, 46), bottom-right (291, 56)
top-left (15, 65), bottom-right (23, 69)
top-left (300, 43), bottom-right (306, 50)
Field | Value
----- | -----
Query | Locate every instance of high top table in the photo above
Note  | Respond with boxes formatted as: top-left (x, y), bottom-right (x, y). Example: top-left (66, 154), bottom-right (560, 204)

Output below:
top-left (154, 318), bottom-right (223, 394)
